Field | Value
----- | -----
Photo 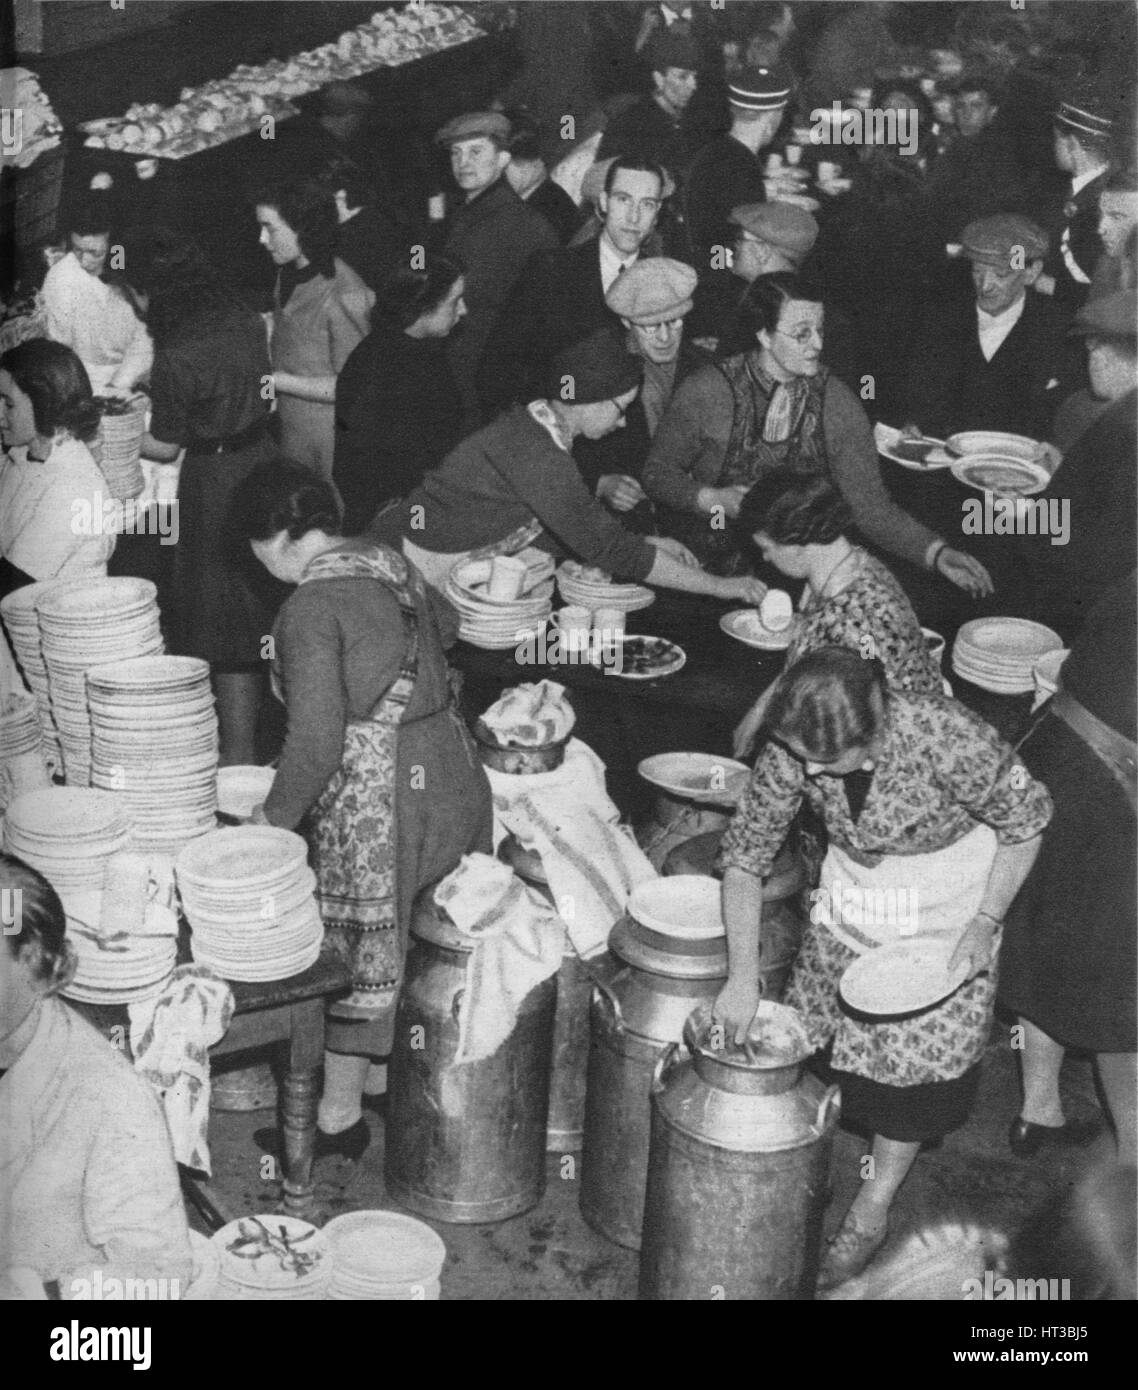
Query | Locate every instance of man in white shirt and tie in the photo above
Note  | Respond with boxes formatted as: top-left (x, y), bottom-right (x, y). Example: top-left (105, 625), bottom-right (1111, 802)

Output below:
top-left (902, 215), bottom-right (1073, 443)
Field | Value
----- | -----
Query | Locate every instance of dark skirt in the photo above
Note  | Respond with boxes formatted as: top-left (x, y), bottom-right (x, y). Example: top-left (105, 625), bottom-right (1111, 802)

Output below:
top-left (998, 709), bottom-right (1137, 1054)
top-left (835, 1064), bottom-right (983, 1143)
top-left (173, 437), bottom-right (279, 666)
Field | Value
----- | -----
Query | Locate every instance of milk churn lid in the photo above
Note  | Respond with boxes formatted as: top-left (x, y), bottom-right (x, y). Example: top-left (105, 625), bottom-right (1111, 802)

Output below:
top-left (684, 1001), bottom-right (813, 1071)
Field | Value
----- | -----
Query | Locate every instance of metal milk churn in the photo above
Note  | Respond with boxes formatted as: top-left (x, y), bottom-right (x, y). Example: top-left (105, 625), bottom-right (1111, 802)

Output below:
top-left (386, 882), bottom-right (556, 1223)
top-left (579, 876), bottom-right (728, 1250)
top-left (498, 832), bottom-right (609, 1154)
top-left (639, 1003), bottom-right (840, 1301)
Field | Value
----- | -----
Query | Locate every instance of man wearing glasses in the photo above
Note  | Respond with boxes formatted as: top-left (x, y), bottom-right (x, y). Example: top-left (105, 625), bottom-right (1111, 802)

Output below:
top-left (478, 156), bottom-right (678, 419)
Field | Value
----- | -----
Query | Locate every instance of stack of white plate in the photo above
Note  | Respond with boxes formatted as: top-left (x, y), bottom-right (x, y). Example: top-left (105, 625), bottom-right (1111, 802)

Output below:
top-left (324, 1211), bottom-right (447, 1300)
top-left (556, 561), bottom-right (655, 614)
top-left (176, 826), bottom-right (323, 982)
top-left (36, 578), bottom-right (164, 786)
top-left (2, 786), bottom-right (132, 893)
top-left (0, 580), bottom-right (66, 773)
top-left (445, 558), bottom-right (553, 650)
top-left (1, 691), bottom-right (49, 811)
top-left (952, 617), bottom-right (1064, 694)
top-left (211, 1216), bottom-right (331, 1301)
top-left (87, 656), bottom-right (218, 852)
top-left (58, 887), bottom-right (177, 1006)
top-left (93, 396), bottom-right (146, 500)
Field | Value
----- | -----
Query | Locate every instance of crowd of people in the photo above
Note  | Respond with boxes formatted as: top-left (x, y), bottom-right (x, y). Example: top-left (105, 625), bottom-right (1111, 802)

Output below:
top-left (1, 1), bottom-right (1135, 1298)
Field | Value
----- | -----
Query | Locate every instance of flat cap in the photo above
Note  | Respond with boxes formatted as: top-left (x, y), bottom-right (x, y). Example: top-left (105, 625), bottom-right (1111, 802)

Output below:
top-left (730, 202), bottom-right (818, 255)
top-left (606, 257), bottom-right (697, 324)
top-left (435, 110), bottom-right (510, 147)
top-left (1054, 83), bottom-right (1116, 141)
top-left (581, 156), bottom-right (676, 207)
top-left (646, 27), bottom-right (699, 74)
top-left (728, 64), bottom-right (794, 111)
top-left (1070, 289), bottom-right (1137, 340)
top-left (548, 329), bottom-right (643, 405)
top-left (961, 214), bottom-right (1049, 266)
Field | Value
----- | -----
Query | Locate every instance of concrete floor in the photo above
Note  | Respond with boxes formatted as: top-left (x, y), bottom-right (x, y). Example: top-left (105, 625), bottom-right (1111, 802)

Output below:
top-left (198, 1027), bottom-right (1111, 1301)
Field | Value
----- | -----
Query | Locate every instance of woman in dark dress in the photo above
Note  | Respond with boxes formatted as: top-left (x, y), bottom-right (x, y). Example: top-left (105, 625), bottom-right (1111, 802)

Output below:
top-left (128, 228), bottom-right (278, 763)
top-left (999, 571), bottom-right (1137, 1166)
top-left (332, 255), bottom-right (468, 535)
top-left (233, 462), bottom-right (493, 1160)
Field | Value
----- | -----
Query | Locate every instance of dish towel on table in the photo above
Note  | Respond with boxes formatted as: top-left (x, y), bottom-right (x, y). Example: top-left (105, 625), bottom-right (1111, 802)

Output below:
top-left (486, 737), bottom-right (658, 958)
top-left (434, 853), bottom-right (563, 1065)
top-left (128, 964), bottom-right (234, 1175)
top-left (479, 679), bottom-right (576, 747)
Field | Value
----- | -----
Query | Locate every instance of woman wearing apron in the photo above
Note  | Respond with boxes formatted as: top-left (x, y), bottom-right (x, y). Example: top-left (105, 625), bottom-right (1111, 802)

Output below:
top-left (377, 328), bottom-right (768, 608)
top-left (714, 647), bottom-right (1052, 1289)
top-left (233, 462), bottom-right (493, 1161)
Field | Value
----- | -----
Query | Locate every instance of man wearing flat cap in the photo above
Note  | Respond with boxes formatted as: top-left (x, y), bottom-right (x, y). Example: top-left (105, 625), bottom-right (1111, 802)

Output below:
top-left (1007, 290), bottom-right (1137, 638)
top-left (598, 27), bottom-right (702, 182)
top-left (478, 155), bottom-right (672, 420)
top-left (683, 64), bottom-right (798, 276)
top-left (575, 257), bottom-right (709, 523)
top-left (434, 110), bottom-right (558, 428)
top-left (1038, 85), bottom-right (1117, 311)
top-left (901, 214), bottom-right (1074, 442)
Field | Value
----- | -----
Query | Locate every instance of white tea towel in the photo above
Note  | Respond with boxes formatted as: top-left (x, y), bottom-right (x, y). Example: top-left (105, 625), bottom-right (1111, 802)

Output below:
top-left (479, 680), bottom-right (576, 747)
top-left (486, 737), bottom-right (658, 957)
top-left (129, 964), bottom-right (234, 1175)
top-left (434, 853), bottom-right (562, 1064)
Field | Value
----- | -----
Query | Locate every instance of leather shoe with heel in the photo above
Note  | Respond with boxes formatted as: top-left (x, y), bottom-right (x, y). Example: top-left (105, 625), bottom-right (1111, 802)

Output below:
top-left (1008, 1115), bottom-right (1105, 1158)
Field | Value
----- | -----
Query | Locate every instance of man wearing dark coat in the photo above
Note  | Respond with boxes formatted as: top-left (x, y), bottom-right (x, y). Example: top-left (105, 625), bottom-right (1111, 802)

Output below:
top-left (1037, 89), bottom-right (1116, 313)
top-left (434, 111), bottom-right (559, 429)
top-left (477, 157), bottom-right (670, 420)
top-left (598, 27), bottom-right (702, 182)
top-left (901, 215), bottom-right (1072, 443)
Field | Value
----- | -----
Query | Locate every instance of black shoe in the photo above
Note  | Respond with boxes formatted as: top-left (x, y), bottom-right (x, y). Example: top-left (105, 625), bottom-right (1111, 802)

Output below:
top-left (1008, 1115), bottom-right (1105, 1158)
top-left (252, 1117), bottom-right (371, 1163)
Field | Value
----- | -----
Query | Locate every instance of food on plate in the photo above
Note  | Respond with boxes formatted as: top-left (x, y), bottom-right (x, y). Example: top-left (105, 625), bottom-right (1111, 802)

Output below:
top-left (893, 438), bottom-right (937, 463)
top-left (967, 463), bottom-right (1035, 492)
top-left (616, 636), bottom-right (683, 676)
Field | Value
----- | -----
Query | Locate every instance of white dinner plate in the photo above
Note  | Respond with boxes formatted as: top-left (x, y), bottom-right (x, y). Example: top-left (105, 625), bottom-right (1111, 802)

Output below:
top-left (949, 455), bottom-right (1050, 498)
top-left (591, 635), bottom-right (685, 680)
top-left (637, 752), bottom-right (751, 804)
top-left (839, 939), bottom-right (971, 1015)
top-left (874, 423), bottom-right (955, 470)
top-left (719, 608), bottom-right (797, 651)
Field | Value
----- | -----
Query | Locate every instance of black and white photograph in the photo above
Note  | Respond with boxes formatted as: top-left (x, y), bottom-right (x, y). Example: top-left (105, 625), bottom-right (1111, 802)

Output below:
top-left (0, 0), bottom-right (1135, 1329)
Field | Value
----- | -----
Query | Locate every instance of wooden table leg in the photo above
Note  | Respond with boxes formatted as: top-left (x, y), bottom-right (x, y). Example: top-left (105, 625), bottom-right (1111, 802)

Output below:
top-left (280, 997), bottom-right (324, 1219)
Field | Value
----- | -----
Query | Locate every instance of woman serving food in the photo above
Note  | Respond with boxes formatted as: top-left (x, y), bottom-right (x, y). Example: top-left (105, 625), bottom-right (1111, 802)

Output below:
top-left (714, 647), bottom-right (1051, 1290)
top-left (377, 328), bottom-right (768, 610)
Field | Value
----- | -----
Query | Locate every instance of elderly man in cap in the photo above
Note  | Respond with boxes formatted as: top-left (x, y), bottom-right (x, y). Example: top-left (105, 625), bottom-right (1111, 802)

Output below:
top-left (682, 64), bottom-right (798, 276)
top-left (434, 110), bottom-right (558, 427)
top-left (575, 257), bottom-right (709, 522)
top-left (478, 156), bottom-right (672, 420)
top-left (1007, 290), bottom-right (1137, 639)
top-left (901, 215), bottom-right (1072, 443)
top-left (1037, 86), bottom-right (1116, 311)
top-left (598, 27), bottom-right (702, 181)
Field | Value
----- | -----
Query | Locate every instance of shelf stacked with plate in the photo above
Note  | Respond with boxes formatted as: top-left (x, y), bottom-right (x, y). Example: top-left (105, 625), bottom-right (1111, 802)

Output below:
top-left (952, 617), bottom-right (1063, 694)
top-left (36, 578), bottom-right (164, 786)
top-left (446, 556), bottom-right (554, 650)
top-left (87, 656), bottom-right (219, 853)
top-left (175, 826), bottom-right (323, 982)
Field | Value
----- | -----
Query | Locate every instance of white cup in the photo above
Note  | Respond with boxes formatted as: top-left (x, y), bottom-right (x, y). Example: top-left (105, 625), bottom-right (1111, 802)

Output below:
top-left (488, 555), bottom-right (528, 600)
top-left (817, 160), bottom-right (840, 184)
top-left (592, 606), bottom-right (627, 657)
top-left (765, 152), bottom-right (783, 175)
top-left (785, 143), bottom-right (802, 166)
top-left (428, 192), bottom-right (447, 222)
top-left (555, 605), bottom-right (592, 652)
top-left (760, 589), bottom-right (794, 632)
top-left (921, 627), bottom-right (946, 669)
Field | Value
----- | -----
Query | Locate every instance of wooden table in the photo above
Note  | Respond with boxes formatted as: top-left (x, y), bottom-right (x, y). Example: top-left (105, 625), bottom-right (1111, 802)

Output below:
top-left (69, 947), bottom-right (350, 1226)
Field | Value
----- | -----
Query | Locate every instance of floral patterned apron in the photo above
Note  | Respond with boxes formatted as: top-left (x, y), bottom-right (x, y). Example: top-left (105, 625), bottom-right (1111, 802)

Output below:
top-left (296, 546), bottom-right (420, 1020)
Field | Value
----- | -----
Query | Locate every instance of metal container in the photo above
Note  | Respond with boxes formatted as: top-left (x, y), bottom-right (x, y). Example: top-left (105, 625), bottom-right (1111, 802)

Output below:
top-left (639, 1004), bottom-right (839, 1301)
top-left (579, 890), bottom-right (729, 1249)
top-left (473, 720), bottom-right (570, 774)
top-left (636, 789), bottom-right (734, 871)
top-left (664, 834), bottom-right (805, 1001)
top-left (498, 832), bottom-right (608, 1153)
top-left (385, 884), bottom-right (556, 1223)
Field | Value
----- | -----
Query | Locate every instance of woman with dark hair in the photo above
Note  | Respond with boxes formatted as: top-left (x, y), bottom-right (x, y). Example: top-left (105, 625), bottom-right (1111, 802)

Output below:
top-left (644, 273), bottom-right (991, 592)
top-left (332, 254), bottom-right (468, 534)
top-left (731, 474), bottom-right (941, 757)
top-left (715, 646), bottom-right (1051, 1289)
top-left (123, 226), bottom-right (278, 763)
top-left (255, 177), bottom-right (374, 478)
top-left (230, 462), bottom-right (492, 1161)
top-left (41, 191), bottom-right (153, 393)
top-left (0, 339), bottom-right (112, 596)
top-left (0, 853), bottom-right (191, 1297)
